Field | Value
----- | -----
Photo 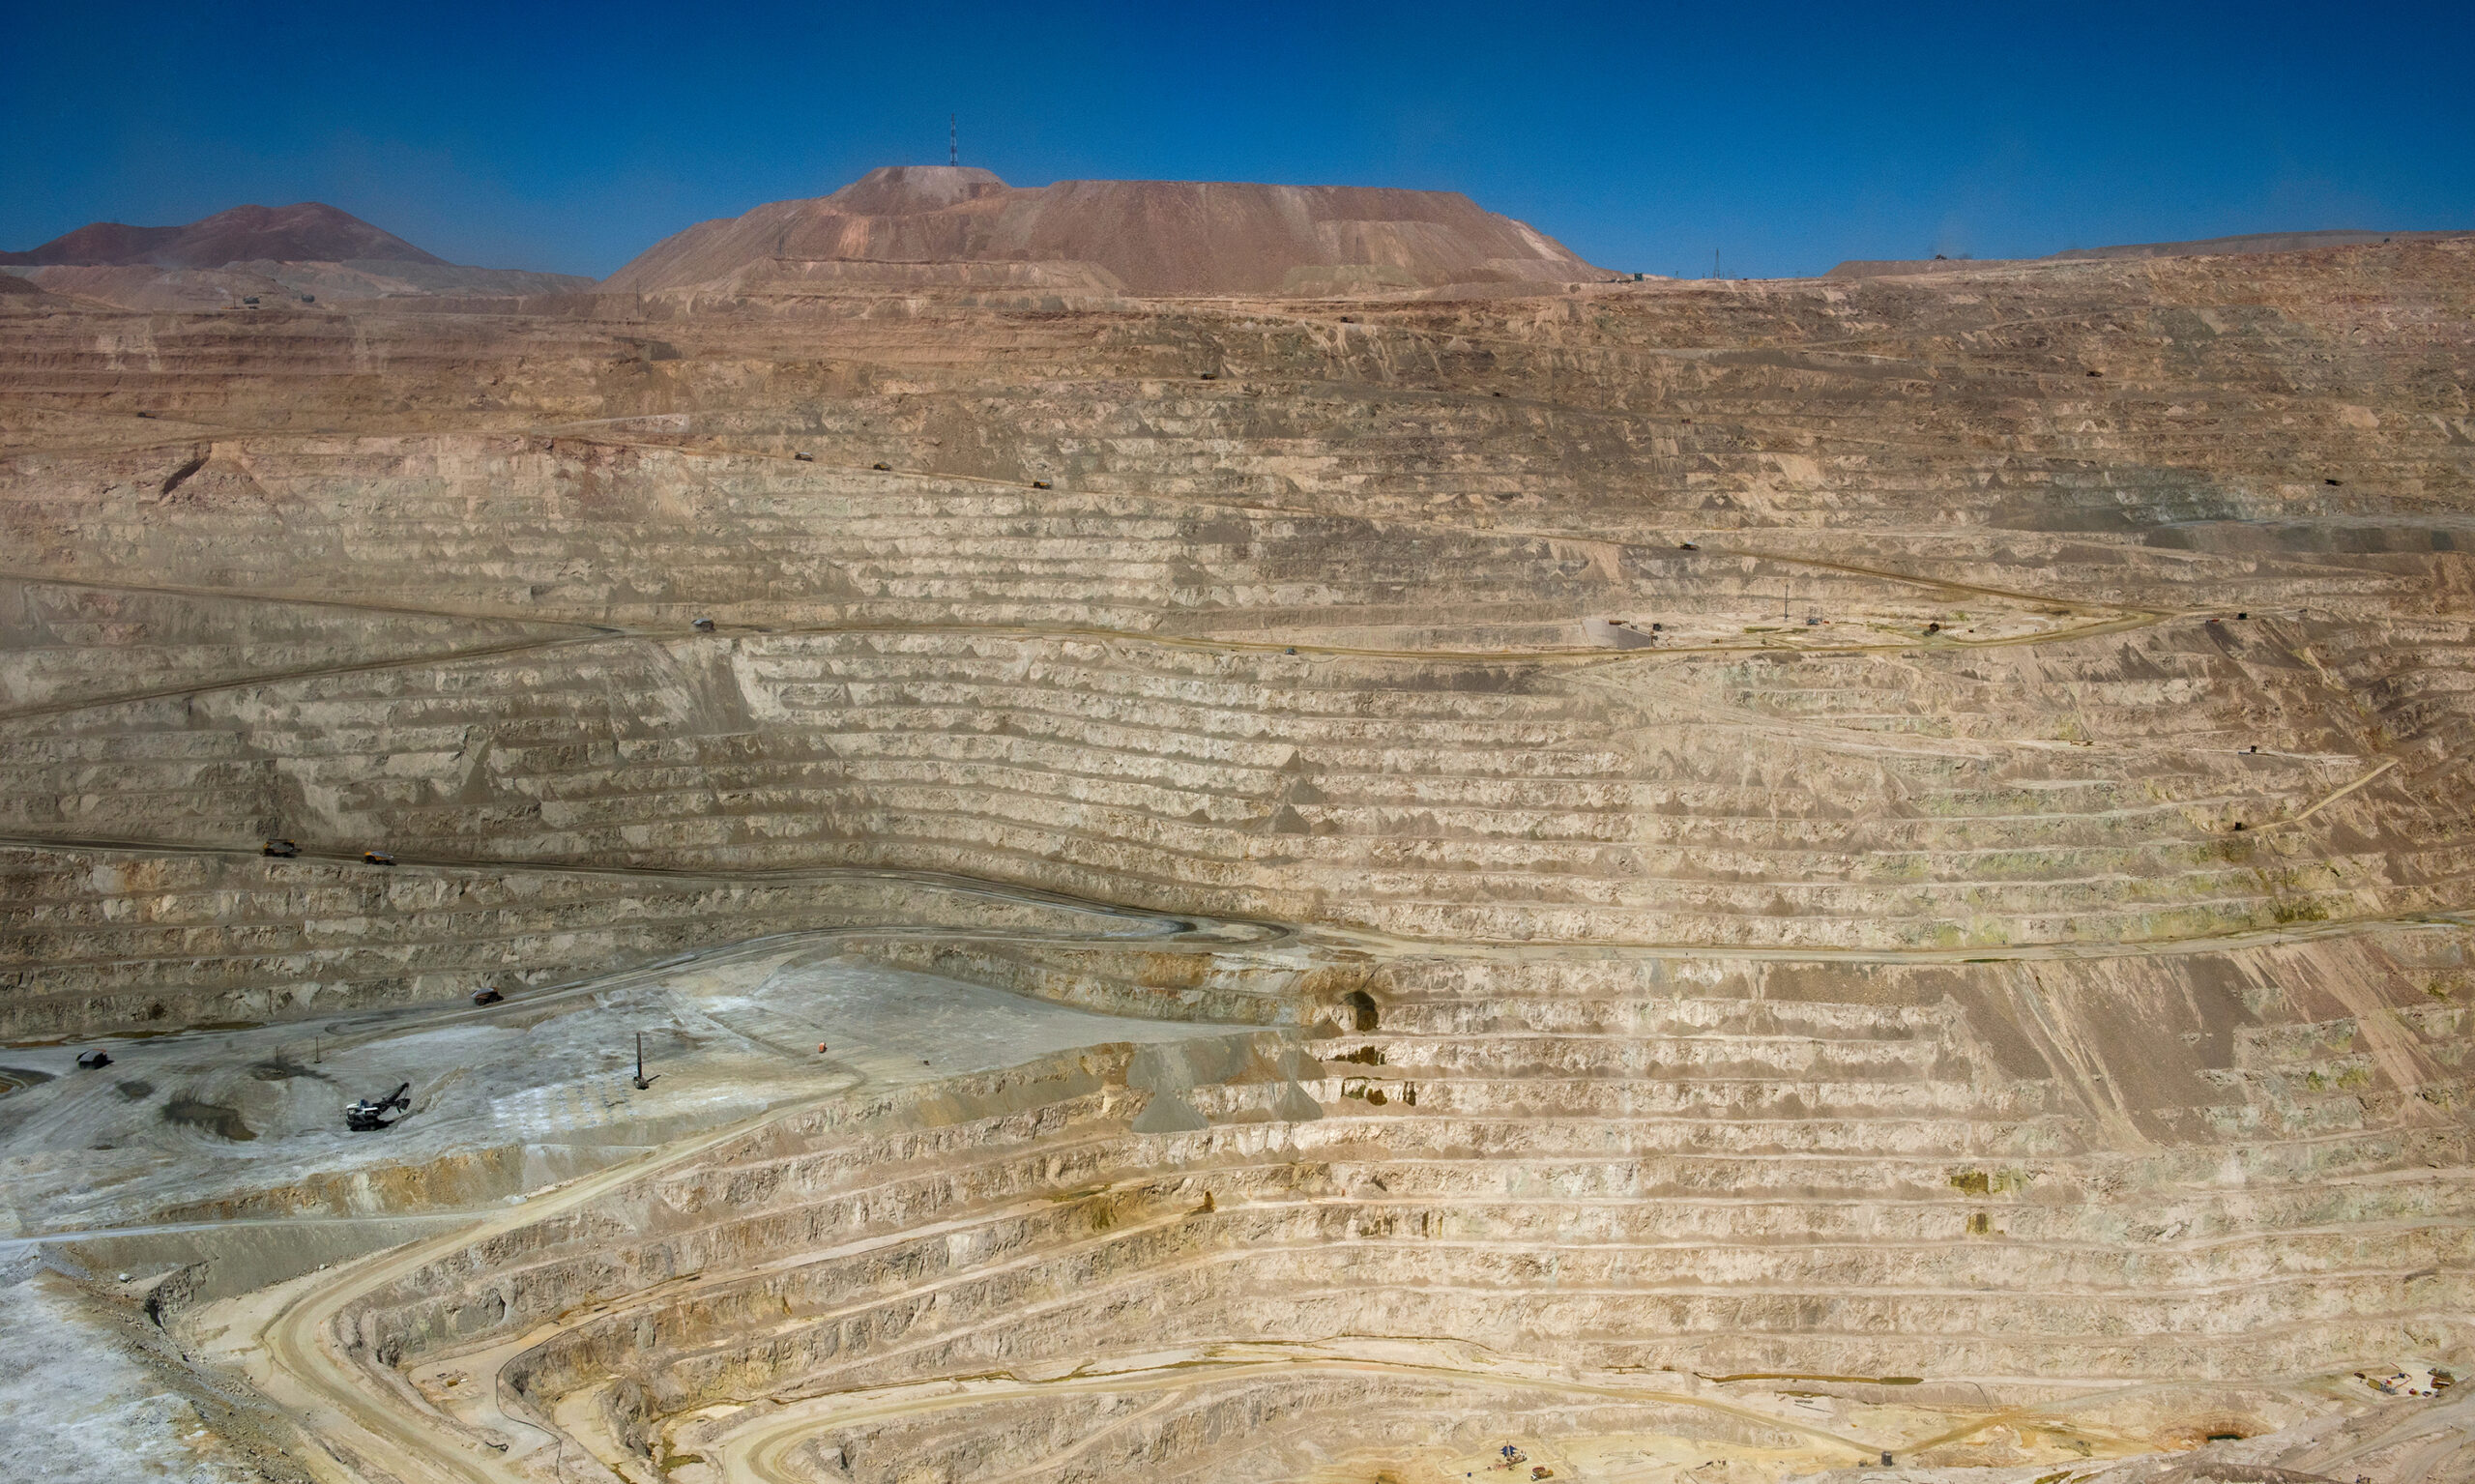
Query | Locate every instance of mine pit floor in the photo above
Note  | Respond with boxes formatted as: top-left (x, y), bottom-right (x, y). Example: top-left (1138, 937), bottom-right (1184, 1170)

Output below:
top-left (4, 933), bottom-right (1278, 1484)
top-left (1, 938), bottom-right (1242, 1245)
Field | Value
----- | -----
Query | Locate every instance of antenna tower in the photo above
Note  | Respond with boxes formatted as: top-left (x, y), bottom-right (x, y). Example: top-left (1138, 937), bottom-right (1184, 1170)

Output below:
top-left (950, 114), bottom-right (958, 167)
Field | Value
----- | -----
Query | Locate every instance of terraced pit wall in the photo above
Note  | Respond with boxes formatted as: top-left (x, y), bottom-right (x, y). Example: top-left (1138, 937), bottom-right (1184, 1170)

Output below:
top-left (3, 235), bottom-right (2472, 1480)
top-left (278, 928), bottom-right (2475, 1480)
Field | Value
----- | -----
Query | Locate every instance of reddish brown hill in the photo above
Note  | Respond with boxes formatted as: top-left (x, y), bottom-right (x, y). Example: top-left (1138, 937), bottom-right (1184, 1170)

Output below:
top-left (0, 203), bottom-right (447, 268)
top-left (603, 165), bottom-right (1604, 297)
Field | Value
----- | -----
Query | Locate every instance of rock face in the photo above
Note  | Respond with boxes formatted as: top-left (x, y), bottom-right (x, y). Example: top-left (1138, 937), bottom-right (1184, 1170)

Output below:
top-left (603, 164), bottom-right (1606, 296)
top-left (1, 225), bottom-right (2473, 1483)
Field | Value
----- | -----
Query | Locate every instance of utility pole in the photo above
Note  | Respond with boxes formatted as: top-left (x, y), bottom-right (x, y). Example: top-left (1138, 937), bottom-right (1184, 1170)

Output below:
top-left (1714, 248), bottom-right (1722, 280)
top-left (633, 1032), bottom-right (657, 1091)
top-left (949, 114), bottom-right (958, 167)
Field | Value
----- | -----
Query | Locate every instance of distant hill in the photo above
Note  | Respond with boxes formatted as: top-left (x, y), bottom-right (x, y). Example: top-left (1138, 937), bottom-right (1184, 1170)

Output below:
top-left (0, 202), bottom-right (593, 306)
top-left (604, 165), bottom-right (1606, 298)
top-left (0, 202), bottom-right (445, 269)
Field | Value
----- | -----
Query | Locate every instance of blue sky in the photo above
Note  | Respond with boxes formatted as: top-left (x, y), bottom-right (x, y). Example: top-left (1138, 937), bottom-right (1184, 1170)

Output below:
top-left (4, 0), bottom-right (2468, 279)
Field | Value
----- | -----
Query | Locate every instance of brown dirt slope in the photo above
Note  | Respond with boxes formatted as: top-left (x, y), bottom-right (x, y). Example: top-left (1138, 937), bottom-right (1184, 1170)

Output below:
top-left (604, 164), bottom-right (1606, 297)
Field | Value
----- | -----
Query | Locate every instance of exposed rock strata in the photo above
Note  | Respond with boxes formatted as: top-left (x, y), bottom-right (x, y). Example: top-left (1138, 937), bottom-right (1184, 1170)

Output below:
top-left (1, 227), bottom-right (2471, 1482)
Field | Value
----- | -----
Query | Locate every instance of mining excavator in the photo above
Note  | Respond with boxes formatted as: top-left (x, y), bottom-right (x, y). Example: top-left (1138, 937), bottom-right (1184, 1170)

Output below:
top-left (344, 1083), bottom-right (412, 1132)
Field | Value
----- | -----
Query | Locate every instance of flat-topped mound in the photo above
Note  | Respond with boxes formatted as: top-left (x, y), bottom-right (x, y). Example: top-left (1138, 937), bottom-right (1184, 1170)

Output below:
top-left (603, 164), bottom-right (1605, 297)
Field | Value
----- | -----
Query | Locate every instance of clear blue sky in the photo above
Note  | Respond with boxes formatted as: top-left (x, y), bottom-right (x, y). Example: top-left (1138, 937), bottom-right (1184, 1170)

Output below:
top-left (5, 0), bottom-right (2469, 279)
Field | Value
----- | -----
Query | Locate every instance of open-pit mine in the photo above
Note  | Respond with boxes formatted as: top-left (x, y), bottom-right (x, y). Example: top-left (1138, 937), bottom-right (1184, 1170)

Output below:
top-left (3, 166), bottom-right (2473, 1484)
